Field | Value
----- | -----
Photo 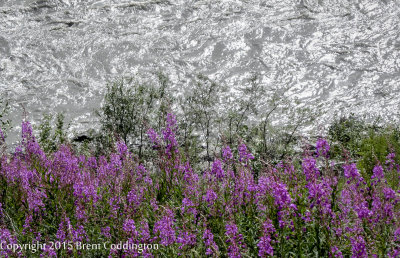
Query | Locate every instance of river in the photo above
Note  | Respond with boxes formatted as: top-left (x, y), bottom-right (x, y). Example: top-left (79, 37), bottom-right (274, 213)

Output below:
top-left (1, 0), bottom-right (400, 144)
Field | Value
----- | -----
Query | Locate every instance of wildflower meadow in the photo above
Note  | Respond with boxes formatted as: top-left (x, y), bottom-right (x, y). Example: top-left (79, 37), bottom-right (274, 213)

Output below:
top-left (0, 113), bottom-right (399, 257)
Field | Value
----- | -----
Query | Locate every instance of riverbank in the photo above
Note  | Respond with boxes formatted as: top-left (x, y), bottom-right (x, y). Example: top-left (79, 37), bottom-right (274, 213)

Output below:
top-left (0, 113), bottom-right (399, 257)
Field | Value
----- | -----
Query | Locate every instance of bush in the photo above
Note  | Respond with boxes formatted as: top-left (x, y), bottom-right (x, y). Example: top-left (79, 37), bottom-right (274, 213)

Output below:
top-left (357, 127), bottom-right (400, 178)
top-left (37, 113), bottom-right (68, 154)
top-left (0, 98), bottom-right (11, 138)
top-left (179, 74), bottom-right (224, 162)
top-left (96, 74), bottom-right (172, 159)
top-left (328, 115), bottom-right (400, 179)
top-left (328, 115), bottom-right (369, 159)
top-left (91, 74), bottom-right (309, 168)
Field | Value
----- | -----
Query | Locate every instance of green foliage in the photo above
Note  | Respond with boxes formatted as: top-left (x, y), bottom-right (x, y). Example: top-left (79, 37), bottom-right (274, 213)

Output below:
top-left (37, 113), bottom-right (68, 153)
top-left (328, 115), bottom-right (369, 159)
top-left (98, 78), bottom-right (152, 144)
top-left (2, 107), bottom-right (400, 257)
top-left (96, 74), bottom-right (172, 159)
top-left (0, 98), bottom-right (11, 138)
top-left (179, 74), bottom-right (224, 161)
top-left (357, 127), bottom-right (400, 178)
top-left (223, 75), bottom-right (263, 145)
top-left (328, 115), bottom-right (400, 178)
top-left (246, 104), bottom-right (313, 170)
top-left (90, 73), bottom-right (311, 167)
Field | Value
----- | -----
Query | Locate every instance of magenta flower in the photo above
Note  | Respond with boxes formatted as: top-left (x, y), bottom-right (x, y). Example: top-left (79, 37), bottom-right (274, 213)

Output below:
top-left (101, 226), bottom-right (112, 239)
top-left (383, 187), bottom-right (396, 200)
top-left (147, 128), bottom-right (160, 148)
top-left (372, 165), bottom-right (384, 180)
top-left (343, 163), bottom-right (361, 181)
top-left (331, 246), bottom-right (343, 258)
top-left (225, 222), bottom-right (246, 258)
top-left (123, 219), bottom-right (138, 237)
top-left (315, 138), bottom-right (330, 158)
top-left (211, 159), bottom-right (225, 180)
top-left (258, 236), bottom-right (274, 257)
top-left (116, 140), bottom-right (128, 156)
top-left (385, 153), bottom-right (396, 171)
top-left (223, 145), bottom-right (233, 161)
top-left (271, 181), bottom-right (296, 213)
top-left (162, 113), bottom-right (179, 158)
top-left (258, 219), bottom-right (275, 257)
top-left (238, 143), bottom-right (254, 164)
top-left (203, 189), bottom-right (218, 206)
top-left (203, 229), bottom-right (219, 255)
top-left (176, 231), bottom-right (196, 250)
top-left (181, 197), bottom-right (197, 216)
top-left (350, 236), bottom-right (367, 257)
top-left (302, 157), bottom-right (320, 181)
top-left (153, 209), bottom-right (176, 246)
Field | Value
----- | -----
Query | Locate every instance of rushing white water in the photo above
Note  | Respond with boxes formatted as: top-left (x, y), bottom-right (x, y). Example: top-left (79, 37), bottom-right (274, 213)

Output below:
top-left (1, 0), bottom-right (400, 143)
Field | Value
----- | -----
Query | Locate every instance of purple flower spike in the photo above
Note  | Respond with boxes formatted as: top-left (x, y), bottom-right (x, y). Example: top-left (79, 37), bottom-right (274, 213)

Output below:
top-left (258, 219), bottom-right (275, 257)
top-left (225, 222), bottom-right (246, 258)
top-left (153, 209), bottom-right (176, 246)
top-left (203, 189), bottom-right (218, 206)
top-left (372, 165), bottom-right (384, 180)
top-left (212, 159), bottom-right (225, 180)
top-left (223, 145), bottom-right (233, 161)
top-left (203, 229), bottom-right (219, 255)
top-left (315, 138), bottom-right (330, 158)
top-left (147, 128), bottom-right (160, 148)
top-left (350, 236), bottom-right (367, 257)
top-left (302, 157), bottom-right (320, 181)
top-left (116, 140), bottom-right (128, 156)
top-left (343, 163), bottom-right (361, 181)
top-left (238, 143), bottom-right (254, 164)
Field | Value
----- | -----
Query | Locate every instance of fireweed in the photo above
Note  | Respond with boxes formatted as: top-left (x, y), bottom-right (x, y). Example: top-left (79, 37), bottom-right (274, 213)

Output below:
top-left (0, 115), bottom-right (399, 257)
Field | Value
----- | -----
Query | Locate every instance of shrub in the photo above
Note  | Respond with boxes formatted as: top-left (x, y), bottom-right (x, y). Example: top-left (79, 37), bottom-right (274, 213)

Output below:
top-left (179, 74), bottom-right (224, 162)
top-left (328, 114), bottom-right (369, 159)
top-left (328, 115), bottom-right (400, 179)
top-left (357, 127), bottom-right (400, 179)
top-left (0, 98), bottom-right (11, 138)
top-left (37, 113), bottom-right (68, 154)
top-left (96, 74), bottom-right (172, 159)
